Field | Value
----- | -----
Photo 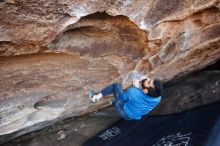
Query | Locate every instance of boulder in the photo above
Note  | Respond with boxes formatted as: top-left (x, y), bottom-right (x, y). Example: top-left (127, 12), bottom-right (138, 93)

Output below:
top-left (0, 0), bottom-right (220, 142)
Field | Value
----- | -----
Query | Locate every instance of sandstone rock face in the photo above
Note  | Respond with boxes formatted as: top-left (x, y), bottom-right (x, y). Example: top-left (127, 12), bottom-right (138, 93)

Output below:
top-left (152, 70), bottom-right (220, 115)
top-left (1, 70), bottom-right (220, 146)
top-left (0, 0), bottom-right (220, 143)
top-left (0, 54), bottom-right (120, 135)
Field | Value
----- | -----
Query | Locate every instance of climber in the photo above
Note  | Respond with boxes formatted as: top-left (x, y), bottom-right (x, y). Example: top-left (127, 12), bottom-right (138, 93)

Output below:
top-left (89, 75), bottom-right (163, 120)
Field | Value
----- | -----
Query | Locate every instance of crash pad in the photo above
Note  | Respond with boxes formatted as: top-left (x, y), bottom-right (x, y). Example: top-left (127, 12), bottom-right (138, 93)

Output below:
top-left (84, 102), bottom-right (220, 146)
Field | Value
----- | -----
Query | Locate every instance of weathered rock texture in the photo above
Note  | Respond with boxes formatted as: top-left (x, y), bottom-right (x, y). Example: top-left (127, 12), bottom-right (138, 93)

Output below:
top-left (1, 69), bottom-right (220, 146)
top-left (0, 0), bottom-right (220, 143)
top-left (153, 70), bottom-right (220, 115)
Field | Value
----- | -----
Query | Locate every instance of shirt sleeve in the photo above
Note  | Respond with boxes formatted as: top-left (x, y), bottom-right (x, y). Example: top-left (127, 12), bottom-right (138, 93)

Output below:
top-left (120, 93), bottom-right (129, 102)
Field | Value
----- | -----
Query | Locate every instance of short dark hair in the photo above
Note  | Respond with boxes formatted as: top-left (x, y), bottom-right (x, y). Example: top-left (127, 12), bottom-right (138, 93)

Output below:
top-left (142, 79), bottom-right (163, 98)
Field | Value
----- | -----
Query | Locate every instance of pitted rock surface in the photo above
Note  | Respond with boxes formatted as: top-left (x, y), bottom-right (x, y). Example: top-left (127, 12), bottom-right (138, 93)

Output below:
top-left (0, 0), bottom-right (220, 143)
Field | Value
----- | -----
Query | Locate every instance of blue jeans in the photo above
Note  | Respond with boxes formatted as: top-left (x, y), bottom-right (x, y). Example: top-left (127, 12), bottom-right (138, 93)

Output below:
top-left (101, 82), bottom-right (132, 120)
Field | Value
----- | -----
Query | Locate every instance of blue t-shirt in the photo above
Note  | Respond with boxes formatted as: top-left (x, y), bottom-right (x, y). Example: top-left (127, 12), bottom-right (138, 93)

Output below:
top-left (123, 86), bottom-right (161, 120)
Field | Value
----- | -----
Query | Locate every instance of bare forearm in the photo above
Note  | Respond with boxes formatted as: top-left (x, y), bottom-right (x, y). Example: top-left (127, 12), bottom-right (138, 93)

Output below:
top-left (132, 75), bottom-right (148, 88)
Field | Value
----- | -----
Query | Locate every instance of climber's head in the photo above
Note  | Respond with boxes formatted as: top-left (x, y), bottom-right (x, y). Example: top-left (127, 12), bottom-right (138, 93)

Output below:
top-left (142, 78), bottom-right (162, 98)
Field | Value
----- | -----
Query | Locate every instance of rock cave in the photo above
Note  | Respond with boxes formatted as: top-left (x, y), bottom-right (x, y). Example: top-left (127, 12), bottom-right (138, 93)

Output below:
top-left (0, 0), bottom-right (220, 146)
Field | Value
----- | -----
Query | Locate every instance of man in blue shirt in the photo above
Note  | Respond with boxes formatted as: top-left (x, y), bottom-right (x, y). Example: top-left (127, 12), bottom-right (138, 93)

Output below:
top-left (89, 75), bottom-right (162, 120)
